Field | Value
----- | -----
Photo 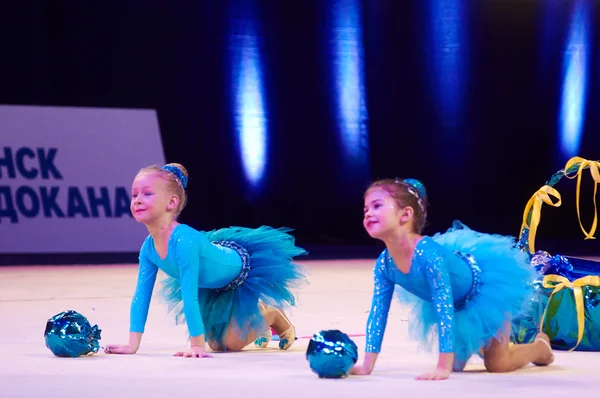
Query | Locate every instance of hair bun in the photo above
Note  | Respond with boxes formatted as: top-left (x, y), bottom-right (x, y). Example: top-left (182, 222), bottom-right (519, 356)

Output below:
top-left (161, 163), bottom-right (189, 189)
top-left (165, 163), bottom-right (188, 178)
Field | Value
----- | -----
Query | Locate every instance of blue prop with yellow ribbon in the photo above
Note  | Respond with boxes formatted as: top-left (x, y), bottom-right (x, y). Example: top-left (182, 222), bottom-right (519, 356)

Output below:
top-left (511, 156), bottom-right (600, 351)
top-left (539, 275), bottom-right (600, 351)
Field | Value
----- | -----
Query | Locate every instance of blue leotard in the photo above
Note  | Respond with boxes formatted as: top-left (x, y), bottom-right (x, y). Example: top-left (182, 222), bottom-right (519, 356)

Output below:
top-left (364, 223), bottom-right (535, 363)
top-left (365, 237), bottom-right (474, 353)
top-left (129, 224), bottom-right (243, 337)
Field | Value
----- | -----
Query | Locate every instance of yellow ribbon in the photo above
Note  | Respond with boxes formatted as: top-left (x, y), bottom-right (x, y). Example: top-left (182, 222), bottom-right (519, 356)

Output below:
top-left (563, 156), bottom-right (600, 241)
top-left (520, 185), bottom-right (562, 253)
top-left (540, 274), bottom-right (600, 351)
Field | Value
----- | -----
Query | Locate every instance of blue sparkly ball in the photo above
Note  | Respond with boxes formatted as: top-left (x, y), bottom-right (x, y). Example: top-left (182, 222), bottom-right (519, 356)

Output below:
top-left (306, 330), bottom-right (358, 379)
top-left (44, 310), bottom-right (102, 358)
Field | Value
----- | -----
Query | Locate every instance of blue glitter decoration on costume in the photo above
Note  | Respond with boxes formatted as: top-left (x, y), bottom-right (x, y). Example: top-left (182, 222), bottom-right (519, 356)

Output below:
top-left (212, 240), bottom-right (251, 292)
top-left (306, 330), bottom-right (358, 379)
top-left (44, 310), bottom-right (102, 357)
top-left (161, 165), bottom-right (188, 189)
top-left (453, 251), bottom-right (481, 309)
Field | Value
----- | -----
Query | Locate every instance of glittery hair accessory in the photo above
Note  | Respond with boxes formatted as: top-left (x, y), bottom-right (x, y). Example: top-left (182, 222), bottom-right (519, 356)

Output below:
top-left (403, 178), bottom-right (426, 200)
top-left (394, 178), bottom-right (427, 215)
top-left (161, 165), bottom-right (188, 189)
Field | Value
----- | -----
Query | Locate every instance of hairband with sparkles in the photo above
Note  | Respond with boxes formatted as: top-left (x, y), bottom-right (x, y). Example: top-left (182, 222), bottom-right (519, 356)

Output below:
top-left (395, 178), bottom-right (426, 215)
top-left (161, 165), bottom-right (188, 189)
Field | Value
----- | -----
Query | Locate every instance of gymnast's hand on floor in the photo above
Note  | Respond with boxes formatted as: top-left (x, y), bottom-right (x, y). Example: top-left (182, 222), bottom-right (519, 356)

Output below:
top-left (350, 364), bottom-right (372, 376)
top-left (174, 345), bottom-right (213, 358)
top-left (415, 367), bottom-right (451, 381)
top-left (350, 353), bottom-right (376, 376)
top-left (104, 344), bottom-right (137, 355)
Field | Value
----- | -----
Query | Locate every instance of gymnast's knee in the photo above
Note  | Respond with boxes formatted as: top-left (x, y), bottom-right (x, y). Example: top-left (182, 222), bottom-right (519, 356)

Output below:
top-left (223, 338), bottom-right (247, 352)
top-left (208, 340), bottom-right (226, 352)
top-left (484, 358), bottom-right (513, 373)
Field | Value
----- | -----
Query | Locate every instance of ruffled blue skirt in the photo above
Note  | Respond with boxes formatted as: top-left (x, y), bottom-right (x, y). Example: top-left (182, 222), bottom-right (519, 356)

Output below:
top-left (159, 226), bottom-right (308, 348)
top-left (396, 221), bottom-right (537, 365)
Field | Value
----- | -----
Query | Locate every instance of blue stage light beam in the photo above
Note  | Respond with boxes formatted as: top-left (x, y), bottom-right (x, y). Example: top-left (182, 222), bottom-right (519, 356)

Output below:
top-left (230, 11), bottom-right (268, 193)
top-left (330, 0), bottom-right (369, 178)
top-left (427, 0), bottom-right (468, 129)
top-left (558, 0), bottom-right (590, 160)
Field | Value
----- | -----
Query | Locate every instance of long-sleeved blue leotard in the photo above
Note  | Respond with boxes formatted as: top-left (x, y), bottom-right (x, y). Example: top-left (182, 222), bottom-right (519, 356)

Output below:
top-left (129, 224), bottom-right (243, 337)
top-left (365, 237), bottom-right (475, 354)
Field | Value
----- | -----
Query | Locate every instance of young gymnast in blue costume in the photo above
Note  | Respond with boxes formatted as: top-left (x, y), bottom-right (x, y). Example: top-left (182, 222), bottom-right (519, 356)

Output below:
top-left (105, 163), bottom-right (306, 358)
top-left (351, 178), bottom-right (555, 380)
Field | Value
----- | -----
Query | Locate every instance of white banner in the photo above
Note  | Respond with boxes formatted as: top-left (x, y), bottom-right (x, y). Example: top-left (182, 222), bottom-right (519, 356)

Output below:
top-left (0, 104), bottom-right (165, 253)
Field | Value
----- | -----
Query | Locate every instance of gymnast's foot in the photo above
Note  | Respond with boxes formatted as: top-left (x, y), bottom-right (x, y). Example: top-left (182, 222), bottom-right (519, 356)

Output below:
top-left (277, 324), bottom-right (296, 350)
top-left (532, 333), bottom-right (554, 366)
top-left (254, 327), bottom-right (273, 348)
top-left (259, 303), bottom-right (297, 350)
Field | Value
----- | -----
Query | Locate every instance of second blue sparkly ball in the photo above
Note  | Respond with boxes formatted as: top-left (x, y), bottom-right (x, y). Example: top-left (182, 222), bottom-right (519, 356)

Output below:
top-left (306, 330), bottom-right (358, 379)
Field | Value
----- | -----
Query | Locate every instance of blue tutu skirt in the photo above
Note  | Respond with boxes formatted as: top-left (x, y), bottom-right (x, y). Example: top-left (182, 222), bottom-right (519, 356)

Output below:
top-left (396, 221), bottom-right (537, 364)
top-left (159, 226), bottom-right (308, 348)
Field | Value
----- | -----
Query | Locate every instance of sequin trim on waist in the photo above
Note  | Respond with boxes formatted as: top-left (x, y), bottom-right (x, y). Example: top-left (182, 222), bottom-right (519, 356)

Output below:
top-left (453, 251), bottom-right (481, 309)
top-left (212, 241), bottom-right (251, 292)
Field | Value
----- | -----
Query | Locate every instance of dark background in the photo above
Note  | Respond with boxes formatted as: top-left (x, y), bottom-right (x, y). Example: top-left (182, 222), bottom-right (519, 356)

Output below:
top-left (1, 0), bottom-right (599, 262)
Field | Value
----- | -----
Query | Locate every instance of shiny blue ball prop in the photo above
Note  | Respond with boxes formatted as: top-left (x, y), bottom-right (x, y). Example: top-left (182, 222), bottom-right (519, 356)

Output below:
top-left (306, 330), bottom-right (358, 379)
top-left (44, 310), bottom-right (102, 358)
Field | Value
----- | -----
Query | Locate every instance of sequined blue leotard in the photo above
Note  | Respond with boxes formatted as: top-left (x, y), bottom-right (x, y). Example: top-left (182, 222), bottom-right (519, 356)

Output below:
top-left (364, 222), bottom-right (536, 363)
top-left (366, 237), bottom-right (476, 353)
top-left (129, 224), bottom-right (243, 337)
